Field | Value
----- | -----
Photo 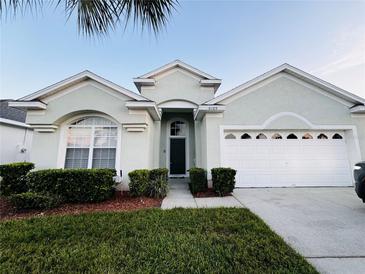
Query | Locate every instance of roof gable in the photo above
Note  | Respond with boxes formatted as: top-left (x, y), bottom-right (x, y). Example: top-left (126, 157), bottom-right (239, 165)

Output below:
top-left (137, 59), bottom-right (219, 80)
top-left (206, 64), bottom-right (365, 106)
top-left (20, 70), bottom-right (149, 102)
top-left (133, 60), bottom-right (222, 93)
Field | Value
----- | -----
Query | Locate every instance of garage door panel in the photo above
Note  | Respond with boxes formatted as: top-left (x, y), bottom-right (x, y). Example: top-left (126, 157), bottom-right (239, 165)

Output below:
top-left (222, 130), bottom-right (352, 187)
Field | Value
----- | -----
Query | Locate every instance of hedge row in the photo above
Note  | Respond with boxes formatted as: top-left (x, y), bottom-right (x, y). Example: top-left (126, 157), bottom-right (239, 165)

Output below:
top-left (0, 162), bottom-right (34, 195)
top-left (128, 168), bottom-right (168, 198)
top-left (9, 192), bottom-right (61, 210)
top-left (189, 167), bottom-right (236, 196)
top-left (27, 168), bottom-right (116, 203)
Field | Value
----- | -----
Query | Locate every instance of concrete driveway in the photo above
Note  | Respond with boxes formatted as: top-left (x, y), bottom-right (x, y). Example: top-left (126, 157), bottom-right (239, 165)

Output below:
top-left (233, 187), bottom-right (365, 274)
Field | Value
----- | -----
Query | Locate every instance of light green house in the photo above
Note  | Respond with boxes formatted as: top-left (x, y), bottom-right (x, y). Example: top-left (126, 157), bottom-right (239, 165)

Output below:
top-left (10, 60), bottom-right (365, 188)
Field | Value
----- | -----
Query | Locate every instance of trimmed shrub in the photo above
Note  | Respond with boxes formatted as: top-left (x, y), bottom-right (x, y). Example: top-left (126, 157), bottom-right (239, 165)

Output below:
top-left (148, 168), bottom-right (168, 198)
top-left (128, 169), bottom-right (150, 197)
top-left (9, 192), bottom-right (61, 210)
top-left (188, 168), bottom-right (207, 194)
top-left (0, 162), bottom-right (34, 196)
top-left (211, 168), bottom-right (237, 196)
top-left (27, 169), bottom-right (116, 203)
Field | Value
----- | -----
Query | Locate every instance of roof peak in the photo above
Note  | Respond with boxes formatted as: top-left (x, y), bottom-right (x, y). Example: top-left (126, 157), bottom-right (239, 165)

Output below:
top-left (136, 59), bottom-right (220, 80)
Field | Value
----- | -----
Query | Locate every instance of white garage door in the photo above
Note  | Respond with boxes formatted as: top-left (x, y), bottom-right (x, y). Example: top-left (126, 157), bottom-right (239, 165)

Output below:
top-left (222, 130), bottom-right (352, 187)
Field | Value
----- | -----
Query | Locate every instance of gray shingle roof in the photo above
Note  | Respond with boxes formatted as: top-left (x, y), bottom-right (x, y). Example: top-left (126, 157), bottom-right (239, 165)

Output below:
top-left (0, 100), bottom-right (26, 123)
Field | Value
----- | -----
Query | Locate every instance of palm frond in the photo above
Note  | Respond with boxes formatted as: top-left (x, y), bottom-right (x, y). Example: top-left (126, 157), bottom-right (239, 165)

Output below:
top-left (0, 0), bottom-right (178, 36)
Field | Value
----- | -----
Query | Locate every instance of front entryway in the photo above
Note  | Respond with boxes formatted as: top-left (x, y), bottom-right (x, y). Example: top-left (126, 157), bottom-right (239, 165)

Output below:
top-left (167, 119), bottom-right (189, 176)
top-left (170, 138), bottom-right (186, 175)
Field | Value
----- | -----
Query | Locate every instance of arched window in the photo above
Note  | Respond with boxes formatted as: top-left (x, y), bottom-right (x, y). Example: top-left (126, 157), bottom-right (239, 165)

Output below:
top-left (272, 133), bottom-right (283, 139)
top-left (317, 133), bottom-right (328, 139)
top-left (65, 116), bottom-right (117, 169)
top-left (287, 133), bottom-right (298, 139)
top-left (332, 133), bottom-right (343, 139)
top-left (241, 133), bottom-right (252, 139)
top-left (302, 133), bottom-right (313, 139)
top-left (225, 133), bottom-right (236, 139)
top-left (256, 133), bottom-right (267, 139)
top-left (170, 121), bottom-right (186, 136)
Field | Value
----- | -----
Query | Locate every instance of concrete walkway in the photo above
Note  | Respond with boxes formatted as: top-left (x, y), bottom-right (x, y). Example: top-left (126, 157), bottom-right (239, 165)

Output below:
top-left (161, 179), bottom-right (243, 209)
top-left (161, 178), bottom-right (197, 209)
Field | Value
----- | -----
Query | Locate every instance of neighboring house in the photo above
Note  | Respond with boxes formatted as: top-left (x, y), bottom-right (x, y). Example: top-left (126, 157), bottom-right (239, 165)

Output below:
top-left (0, 100), bottom-right (33, 164)
top-left (9, 60), bottom-right (365, 188)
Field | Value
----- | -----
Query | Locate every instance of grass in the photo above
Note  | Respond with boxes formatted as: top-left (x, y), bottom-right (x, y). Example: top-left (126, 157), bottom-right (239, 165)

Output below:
top-left (0, 208), bottom-right (318, 274)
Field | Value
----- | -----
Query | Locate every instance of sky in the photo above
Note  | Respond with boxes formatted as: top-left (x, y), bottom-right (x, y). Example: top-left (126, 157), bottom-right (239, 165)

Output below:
top-left (1, 0), bottom-right (365, 99)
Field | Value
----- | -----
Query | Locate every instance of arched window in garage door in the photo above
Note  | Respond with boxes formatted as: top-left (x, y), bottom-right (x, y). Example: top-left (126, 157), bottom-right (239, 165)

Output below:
top-left (241, 133), bottom-right (252, 139)
top-left (256, 133), bottom-right (267, 139)
top-left (317, 133), bottom-right (328, 139)
top-left (302, 133), bottom-right (313, 139)
top-left (332, 133), bottom-right (343, 139)
top-left (225, 133), bottom-right (236, 139)
top-left (272, 133), bottom-right (283, 139)
top-left (287, 133), bottom-right (298, 139)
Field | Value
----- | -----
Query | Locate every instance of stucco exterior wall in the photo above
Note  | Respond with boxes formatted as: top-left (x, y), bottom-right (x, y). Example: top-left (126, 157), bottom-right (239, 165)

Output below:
top-left (26, 81), bottom-right (155, 188)
top-left (26, 81), bottom-right (146, 125)
top-left (0, 124), bottom-right (33, 164)
top-left (140, 69), bottom-right (215, 105)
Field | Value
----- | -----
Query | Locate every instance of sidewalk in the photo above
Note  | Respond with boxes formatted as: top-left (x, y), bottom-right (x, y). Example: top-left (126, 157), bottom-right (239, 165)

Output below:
top-left (161, 178), bottom-right (243, 209)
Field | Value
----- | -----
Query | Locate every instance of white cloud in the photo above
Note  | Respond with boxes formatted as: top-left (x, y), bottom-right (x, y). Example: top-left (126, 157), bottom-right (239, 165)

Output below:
top-left (311, 26), bottom-right (365, 98)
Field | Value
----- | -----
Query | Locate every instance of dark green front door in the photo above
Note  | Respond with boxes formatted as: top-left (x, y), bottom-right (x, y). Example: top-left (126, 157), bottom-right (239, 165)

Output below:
top-left (170, 138), bottom-right (186, 175)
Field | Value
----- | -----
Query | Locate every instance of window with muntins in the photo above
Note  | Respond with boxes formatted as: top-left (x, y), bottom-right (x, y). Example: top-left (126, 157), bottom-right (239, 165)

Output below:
top-left (170, 121), bottom-right (186, 136)
top-left (65, 116), bottom-right (117, 169)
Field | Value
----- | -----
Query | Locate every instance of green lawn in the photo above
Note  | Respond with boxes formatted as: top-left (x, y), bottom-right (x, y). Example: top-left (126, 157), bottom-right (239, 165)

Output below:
top-left (0, 208), bottom-right (317, 274)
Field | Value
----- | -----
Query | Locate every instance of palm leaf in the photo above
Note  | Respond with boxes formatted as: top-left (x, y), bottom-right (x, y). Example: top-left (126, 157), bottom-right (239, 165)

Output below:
top-left (0, 0), bottom-right (178, 36)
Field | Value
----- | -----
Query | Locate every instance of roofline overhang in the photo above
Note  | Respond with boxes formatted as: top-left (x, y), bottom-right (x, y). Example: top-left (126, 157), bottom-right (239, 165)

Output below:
top-left (0, 118), bottom-right (31, 128)
top-left (205, 63), bottom-right (365, 106)
top-left (19, 70), bottom-right (148, 102)
top-left (350, 105), bottom-right (365, 114)
top-left (194, 105), bottom-right (226, 120)
top-left (125, 101), bottom-right (161, 121)
top-left (8, 101), bottom-right (47, 110)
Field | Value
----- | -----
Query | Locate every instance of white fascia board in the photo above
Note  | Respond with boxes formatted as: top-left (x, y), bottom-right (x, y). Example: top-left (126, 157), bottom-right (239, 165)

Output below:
top-left (350, 105), bottom-right (365, 114)
top-left (133, 78), bottom-right (155, 92)
top-left (133, 78), bottom-right (155, 85)
top-left (122, 123), bottom-right (148, 132)
top-left (283, 64), bottom-right (365, 105)
top-left (137, 59), bottom-right (219, 80)
top-left (125, 101), bottom-right (161, 121)
top-left (200, 79), bottom-right (222, 86)
top-left (200, 79), bottom-right (222, 93)
top-left (30, 124), bottom-right (58, 133)
top-left (0, 118), bottom-right (31, 128)
top-left (206, 63), bottom-right (365, 105)
top-left (8, 101), bottom-right (47, 110)
top-left (20, 70), bottom-right (147, 102)
top-left (194, 105), bottom-right (226, 120)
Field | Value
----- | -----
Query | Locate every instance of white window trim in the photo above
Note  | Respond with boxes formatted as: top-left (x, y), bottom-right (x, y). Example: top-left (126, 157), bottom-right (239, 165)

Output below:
top-left (166, 118), bottom-right (189, 177)
top-left (57, 114), bottom-right (121, 171)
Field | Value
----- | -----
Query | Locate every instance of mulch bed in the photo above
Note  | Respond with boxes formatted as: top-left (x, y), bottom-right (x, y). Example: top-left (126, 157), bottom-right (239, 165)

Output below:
top-left (0, 193), bottom-right (162, 221)
top-left (193, 188), bottom-right (232, 198)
